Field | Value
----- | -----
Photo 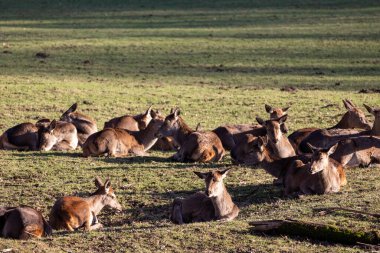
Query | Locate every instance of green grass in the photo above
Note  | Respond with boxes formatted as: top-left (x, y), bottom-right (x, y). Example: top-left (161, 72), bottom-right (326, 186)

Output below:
top-left (0, 0), bottom-right (379, 252)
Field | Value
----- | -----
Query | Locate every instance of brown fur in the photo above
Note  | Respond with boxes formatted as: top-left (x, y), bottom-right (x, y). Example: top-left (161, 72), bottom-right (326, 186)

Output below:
top-left (0, 122), bottom-right (43, 151)
top-left (104, 105), bottom-right (153, 131)
top-left (49, 177), bottom-right (122, 231)
top-left (39, 120), bottom-right (78, 151)
top-left (170, 169), bottom-right (239, 224)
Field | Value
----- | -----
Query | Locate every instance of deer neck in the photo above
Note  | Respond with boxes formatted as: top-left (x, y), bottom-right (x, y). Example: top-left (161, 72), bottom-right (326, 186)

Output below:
top-left (173, 117), bottom-right (193, 146)
top-left (330, 113), bottom-right (350, 129)
top-left (210, 185), bottom-right (235, 219)
top-left (85, 195), bottom-right (106, 216)
top-left (260, 146), bottom-right (284, 178)
top-left (371, 117), bottom-right (380, 136)
top-left (269, 136), bottom-right (295, 158)
top-left (134, 120), bottom-right (161, 151)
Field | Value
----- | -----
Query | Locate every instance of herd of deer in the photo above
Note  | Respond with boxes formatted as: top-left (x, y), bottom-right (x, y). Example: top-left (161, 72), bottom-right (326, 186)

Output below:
top-left (1, 99), bottom-right (379, 239)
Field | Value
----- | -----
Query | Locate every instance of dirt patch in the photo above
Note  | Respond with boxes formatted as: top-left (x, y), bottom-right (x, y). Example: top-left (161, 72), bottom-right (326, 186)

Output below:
top-left (280, 86), bottom-right (297, 92)
top-left (3, 50), bottom-right (12, 54)
top-left (35, 52), bottom-right (49, 58)
top-left (358, 89), bottom-right (380, 94)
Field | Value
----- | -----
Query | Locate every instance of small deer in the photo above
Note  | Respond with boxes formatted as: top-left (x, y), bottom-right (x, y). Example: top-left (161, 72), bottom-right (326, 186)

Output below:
top-left (49, 177), bottom-right (122, 231)
top-left (0, 119), bottom-right (51, 151)
top-left (156, 108), bottom-right (225, 162)
top-left (104, 105), bottom-right (153, 131)
top-left (60, 103), bottom-right (98, 146)
top-left (83, 110), bottom-right (164, 157)
top-left (39, 120), bottom-right (78, 151)
top-left (256, 115), bottom-right (296, 158)
top-left (284, 143), bottom-right (345, 196)
top-left (213, 104), bottom-right (289, 150)
top-left (170, 168), bottom-right (239, 224)
top-left (0, 206), bottom-right (52, 239)
top-left (290, 99), bottom-right (371, 152)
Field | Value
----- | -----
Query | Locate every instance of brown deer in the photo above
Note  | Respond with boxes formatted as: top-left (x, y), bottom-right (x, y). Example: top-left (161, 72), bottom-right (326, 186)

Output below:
top-left (284, 143), bottom-right (345, 196)
top-left (83, 110), bottom-right (164, 157)
top-left (49, 177), bottom-right (122, 231)
top-left (0, 206), bottom-right (52, 239)
top-left (39, 120), bottom-right (78, 151)
top-left (60, 103), bottom-right (98, 146)
top-left (213, 104), bottom-right (289, 150)
top-left (289, 99), bottom-right (371, 152)
top-left (155, 108), bottom-right (225, 163)
top-left (170, 168), bottom-right (239, 224)
top-left (298, 103), bottom-right (379, 152)
top-left (104, 105), bottom-right (153, 131)
top-left (0, 119), bottom-right (51, 151)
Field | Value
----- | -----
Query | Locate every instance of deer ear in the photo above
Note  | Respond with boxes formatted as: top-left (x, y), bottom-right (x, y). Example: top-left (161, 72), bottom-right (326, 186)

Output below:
top-left (219, 168), bottom-right (231, 179)
top-left (69, 103), bottom-right (78, 113)
top-left (257, 136), bottom-right (267, 151)
top-left (173, 108), bottom-right (181, 118)
top-left (195, 123), bottom-right (202, 131)
top-left (282, 106), bottom-right (290, 113)
top-left (94, 177), bottom-right (103, 188)
top-left (278, 114), bottom-right (288, 124)
top-left (256, 117), bottom-right (265, 126)
top-left (343, 99), bottom-right (353, 110)
top-left (48, 120), bottom-right (57, 132)
top-left (327, 143), bottom-right (338, 156)
top-left (145, 105), bottom-right (153, 116)
top-left (306, 143), bottom-right (318, 153)
top-left (363, 104), bottom-right (374, 115)
top-left (265, 104), bottom-right (273, 113)
top-left (194, 171), bottom-right (207, 179)
top-left (104, 179), bottom-right (111, 190)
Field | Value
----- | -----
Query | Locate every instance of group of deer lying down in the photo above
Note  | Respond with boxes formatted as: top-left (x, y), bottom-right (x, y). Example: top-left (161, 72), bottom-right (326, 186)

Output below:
top-left (1, 99), bottom-right (379, 239)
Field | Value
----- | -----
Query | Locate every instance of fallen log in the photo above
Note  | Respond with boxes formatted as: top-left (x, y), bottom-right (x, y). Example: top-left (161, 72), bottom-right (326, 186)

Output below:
top-left (249, 219), bottom-right (380, 246)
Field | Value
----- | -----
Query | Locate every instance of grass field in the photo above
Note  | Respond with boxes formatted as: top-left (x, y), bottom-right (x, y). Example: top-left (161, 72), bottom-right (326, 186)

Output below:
top-left (0, 0), bottom-right (380, 252)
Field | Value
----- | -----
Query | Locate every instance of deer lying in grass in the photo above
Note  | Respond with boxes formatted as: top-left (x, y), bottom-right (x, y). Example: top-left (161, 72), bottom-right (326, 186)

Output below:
top-left (289, 99), bottom-right (371, 152)
top-left (298, 103), bottom-right (379, 152)
top-left (155, 108), bottom-right (225, 162)
top-left (39, 120), bottom-right (78, 151)
top-left (0, 206), bottom-right (52, 239)
top-left (60, 103), bottom-right (98, 146)
top-left (104, 105), bottom-right (153, 131)
top-left (213, 104), bottom-right (289, 150)
top-left (49, 177), bottom-right (122, 231)
top-left (83, 110), bottom-right (164, 157)
top-left (0, 119), bottom-right (51, 151)
top-left (284, 143), bottom-right (345, 196)
top-left (170, 168), bottom-right (239, 224)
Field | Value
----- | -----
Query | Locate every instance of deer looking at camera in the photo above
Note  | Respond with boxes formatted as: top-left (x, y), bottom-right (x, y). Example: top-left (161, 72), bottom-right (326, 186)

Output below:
top-left (0, 206), bottom-right (52, 239)
top-left (60, 103), bottom-right (98, 146)
top-left (170, 168), bottom-right (239, 224)
top-left (155, 108), bottom-right (225, 163)
top-left (83, 110), bottom-right (164, 157)
top-left (213, 104), bottom-right (290, 150)
top-left (288, 99), bottom-right (371, 151)
top-left (49, 177), bottom-right (122, 231)
top-left (0, 119), bottom-right (51, 151)
top-left (284, 143), bottom-right (345, 196)
top-left (39, 120), bottom-right (78, 151)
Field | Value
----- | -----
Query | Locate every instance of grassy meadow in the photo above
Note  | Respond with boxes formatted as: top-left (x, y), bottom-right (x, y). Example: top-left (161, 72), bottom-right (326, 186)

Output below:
top-left (0, 0), bottom-right (380, 252)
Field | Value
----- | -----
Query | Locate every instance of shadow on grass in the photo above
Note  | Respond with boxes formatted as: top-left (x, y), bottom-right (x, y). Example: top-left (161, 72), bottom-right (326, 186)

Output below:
top-left (12, 151), bottom-right (82, 158)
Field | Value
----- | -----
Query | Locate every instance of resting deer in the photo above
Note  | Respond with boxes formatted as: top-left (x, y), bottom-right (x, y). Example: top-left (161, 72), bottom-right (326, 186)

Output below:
top-left (155, 108), bottom-right (225, 163)
top-left (83, 110), bottom-right (164, 157)
top-left (0, 206), bottom-right (52, 239)
top-left (289, 99), bottom-right (371, 152)
top-left (284, 143), bottom-right (345, 196)
top-left (104, 105), bottom-right (153, 131)
top-left (298, 103), bottom-right (380, 152)
top-left (49, 177), bottom-right (122, 231)
top-left (213, 104), bottom-right (289, 150)
top-left (39, 120), bottom-right (78, 151)
top-left (170, 168), bottom-right (239, 224)
top-left (60, 103), bottom-right (98, 146)
top-left (0, 119), bottom-right (51, 151)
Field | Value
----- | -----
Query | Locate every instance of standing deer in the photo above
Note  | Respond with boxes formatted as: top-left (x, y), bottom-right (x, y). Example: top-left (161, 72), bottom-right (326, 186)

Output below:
top-left (170, 168), bottom-right (239, 224)
top-left (298, 103), bottom-right (379, 152)
top-left (213, 104), bottom-right (290, 150)
top-left (284, 143), bottom-right (345, 196)
top-left (289, 99), bottom-right (371, 152)
top-left (60, 103), bottom-right (98, 146)
top-left (103, 105), bottom-right (153, 131)
top-left (0, 206), bottom-right (52, 239)
top-left (49, 177), bottom-right (122, 231)
top-left (39, 120), bottom-right (78, 151)
top-left (83, 110), bottom-right (164, 157)
top-left (155, 108), bottom-right (225, 163)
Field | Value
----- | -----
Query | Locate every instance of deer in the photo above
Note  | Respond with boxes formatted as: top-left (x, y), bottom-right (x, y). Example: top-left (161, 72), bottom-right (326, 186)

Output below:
top-left (284, 143), bottom-right (345, 196)
top-left (155, 108), bottom-right (225, 163)
top-left (60, 103), bottom-right (98, 146)
top-left (289, 99), bottom-right (371, 152)
top-left (49, 177), bottom-right (122, 231)
top-left (39, 120), bottom-right (78, 151)
top-left (298, 103), bottom-right (380, 152)
top-left (213, 104), bottom-right (290, 150)
top-left (170, 168), bottom-right (239, 224)
top-left (83, 110), bottom-right (164, 157)
top-left (104, 105), bottom-right (153, 131)
top-left (0, 119), bottom-right (52, 151)
top-left (0, 206), bottom-right (52, 239)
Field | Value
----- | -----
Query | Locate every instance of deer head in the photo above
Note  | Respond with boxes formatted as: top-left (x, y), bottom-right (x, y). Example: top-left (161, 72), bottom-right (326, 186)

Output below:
top-left (341, 99), bottom-right (370, 130)
top-left (194, 168), bottom-right (231, 197)
top-left (155, 108), bottom-right (181, 138)
top-left (138, 105), bottom-right (153, 130)
top-left (256, 115), bottom-right (288, 144)
top-left (92, 177), bottom-right (122, 212)
top-left (307, 143), bottom-right (338, 174)
top-left (39, 120), bottom-right (58, 151)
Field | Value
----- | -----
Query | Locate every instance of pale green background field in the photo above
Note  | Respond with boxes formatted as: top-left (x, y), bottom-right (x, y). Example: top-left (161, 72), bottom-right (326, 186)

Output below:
top-left (0, 0), bottom-right (379, 252)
